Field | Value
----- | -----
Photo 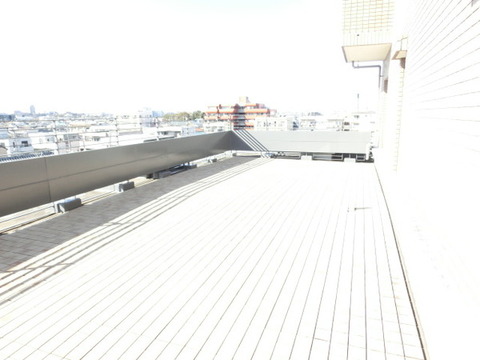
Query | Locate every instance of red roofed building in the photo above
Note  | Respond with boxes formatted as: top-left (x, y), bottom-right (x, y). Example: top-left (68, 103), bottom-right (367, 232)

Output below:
top-left (204, 97), bottom-right (274, 132)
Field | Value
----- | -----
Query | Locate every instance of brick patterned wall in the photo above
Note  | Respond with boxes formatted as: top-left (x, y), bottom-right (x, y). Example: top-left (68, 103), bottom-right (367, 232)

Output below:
top-left (343, 0), bottom-right (394, 45)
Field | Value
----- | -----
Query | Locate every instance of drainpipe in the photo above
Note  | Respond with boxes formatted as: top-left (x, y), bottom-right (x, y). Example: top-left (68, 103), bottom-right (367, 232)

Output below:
top-left (352, 61), bottom-right (383, 88)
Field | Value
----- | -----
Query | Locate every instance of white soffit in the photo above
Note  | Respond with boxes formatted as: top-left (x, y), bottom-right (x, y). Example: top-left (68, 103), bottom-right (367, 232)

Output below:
top-left (342, 43), bottom-right (392, 62)
top-left (392, 49), bottom-right (407, 60)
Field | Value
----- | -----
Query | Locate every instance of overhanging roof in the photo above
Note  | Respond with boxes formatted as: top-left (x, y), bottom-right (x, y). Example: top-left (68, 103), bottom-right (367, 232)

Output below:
top-left (342, 43), bottom-right (392, 62)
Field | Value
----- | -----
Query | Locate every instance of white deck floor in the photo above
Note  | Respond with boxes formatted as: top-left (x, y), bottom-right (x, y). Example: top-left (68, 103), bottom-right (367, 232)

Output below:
top-left (0, 157), bottom-right (425, 359)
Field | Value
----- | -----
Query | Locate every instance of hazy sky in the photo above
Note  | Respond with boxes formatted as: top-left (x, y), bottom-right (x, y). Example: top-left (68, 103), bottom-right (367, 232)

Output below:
top-left (0, 0), bottom-right (379, 114)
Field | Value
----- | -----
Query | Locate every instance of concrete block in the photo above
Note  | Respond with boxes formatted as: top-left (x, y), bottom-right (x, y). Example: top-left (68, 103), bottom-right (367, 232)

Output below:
top-left (56, 198), bottom-right (82, 213)
top-left (152, 170), bottom-right (170, 179)
top-left (116, 181), bottom-right (135, 192)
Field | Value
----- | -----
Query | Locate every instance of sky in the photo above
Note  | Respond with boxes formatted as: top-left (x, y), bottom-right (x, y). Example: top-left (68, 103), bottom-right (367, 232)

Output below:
top-left (0, 0), bottom-right (380, 114)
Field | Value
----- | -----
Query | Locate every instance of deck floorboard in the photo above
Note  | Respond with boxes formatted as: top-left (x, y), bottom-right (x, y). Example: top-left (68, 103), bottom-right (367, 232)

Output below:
top-left (0, 157), bottom-right (424, 360)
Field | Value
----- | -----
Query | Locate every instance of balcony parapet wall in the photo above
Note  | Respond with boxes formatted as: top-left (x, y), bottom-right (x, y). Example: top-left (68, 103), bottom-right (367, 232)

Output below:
top-left (0, 131), bottom-right (371, 217)
top-left (0, 132), bottom-right (232, 217)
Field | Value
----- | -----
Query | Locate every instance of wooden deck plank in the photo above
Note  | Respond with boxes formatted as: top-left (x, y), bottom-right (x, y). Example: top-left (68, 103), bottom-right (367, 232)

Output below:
top-left (0, 158), bottom-right (424, 360)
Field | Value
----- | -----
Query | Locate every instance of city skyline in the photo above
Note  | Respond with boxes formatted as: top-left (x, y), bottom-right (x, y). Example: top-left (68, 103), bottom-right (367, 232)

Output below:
top-left (0, 0), bottom-right (379, 115)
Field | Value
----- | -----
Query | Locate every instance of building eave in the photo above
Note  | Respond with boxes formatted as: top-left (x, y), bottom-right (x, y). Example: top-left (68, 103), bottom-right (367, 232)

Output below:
top-left (342, 43), bottom-right (392, 62)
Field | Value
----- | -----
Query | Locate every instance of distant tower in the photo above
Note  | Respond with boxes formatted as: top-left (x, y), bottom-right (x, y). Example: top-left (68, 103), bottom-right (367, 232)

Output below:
top-left (30, 105), bottom-right (36, 115)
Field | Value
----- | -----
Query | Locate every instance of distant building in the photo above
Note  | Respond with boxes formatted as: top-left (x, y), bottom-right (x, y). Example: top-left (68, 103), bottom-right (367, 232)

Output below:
top-left (242, 98), bottom-right (272, 129)
top-left (341, 111), bottom-right (377, 132)
top-left (0, 129), bottom-right (8, 156)
top-left (323, 113), bottom-right (345, 131)
top-left (204, 96), bottom-right (273, 132)
top-left (202, 121), bottom-right (233, 133)
top-left (143, 125), bottom-right (197, 139)
top-left (114, 108), bottom-right (155, 134)
top-left (0, 114), bottom-right (14, 121)
top-left (254, 116), bottom-right (295, 131)
top-left (29, 130), bottom-right (82, 154)
top-left (0, 128), bottom-right (34, 156)
top-left (297, 116), bottom-right (318, 131)
top-left (294, 114), bottom-right (345, 132)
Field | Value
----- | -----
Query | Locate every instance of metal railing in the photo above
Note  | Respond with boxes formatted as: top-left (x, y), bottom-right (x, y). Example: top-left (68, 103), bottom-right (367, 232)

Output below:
top-left (0, 116), bottom-right (201, 162)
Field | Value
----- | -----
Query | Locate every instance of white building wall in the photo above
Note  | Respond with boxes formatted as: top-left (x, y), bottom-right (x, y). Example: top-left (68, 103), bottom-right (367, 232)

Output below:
top-left (399, 0), bottom-right (480, 265)
top-left (380, 1), bottom-right (480, 358)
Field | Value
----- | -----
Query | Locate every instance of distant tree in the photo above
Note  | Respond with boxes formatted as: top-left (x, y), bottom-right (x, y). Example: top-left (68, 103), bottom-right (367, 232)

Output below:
top-left (191, 110), bottom-right (205, 120)
top-left (162, 111), bottom-right (204, 122)
top-left (176, 112), bottom-right (191, 121)
top-left (162, 113), bottom-right (176, 122)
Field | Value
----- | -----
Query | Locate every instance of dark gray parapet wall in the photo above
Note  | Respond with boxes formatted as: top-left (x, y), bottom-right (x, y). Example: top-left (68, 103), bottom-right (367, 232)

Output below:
top-left (0, 132), bottom-right (232, 217)
top-left (0, 130), bottom-right (371, 217)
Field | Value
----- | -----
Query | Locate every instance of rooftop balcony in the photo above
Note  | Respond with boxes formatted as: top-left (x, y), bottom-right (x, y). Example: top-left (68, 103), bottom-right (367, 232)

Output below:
top-left (0, 151), bottom-right (425, 359)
